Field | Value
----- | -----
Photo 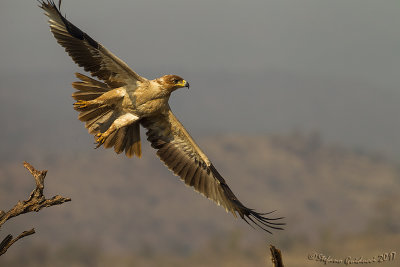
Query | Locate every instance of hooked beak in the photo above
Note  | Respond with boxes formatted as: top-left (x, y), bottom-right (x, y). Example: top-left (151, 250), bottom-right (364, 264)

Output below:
top-left (183, 80), bottom-right (190, 89)
top-left (176, 79), bottom-right (190, 89)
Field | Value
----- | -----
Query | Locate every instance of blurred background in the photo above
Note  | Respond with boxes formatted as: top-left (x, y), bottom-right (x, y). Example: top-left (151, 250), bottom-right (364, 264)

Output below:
top-left (0, 0), bottom-right (399, 266)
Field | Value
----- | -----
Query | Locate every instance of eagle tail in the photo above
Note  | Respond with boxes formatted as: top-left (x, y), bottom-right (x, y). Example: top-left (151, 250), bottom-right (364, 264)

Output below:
top-left (71, 72), bottom-right (142, 157)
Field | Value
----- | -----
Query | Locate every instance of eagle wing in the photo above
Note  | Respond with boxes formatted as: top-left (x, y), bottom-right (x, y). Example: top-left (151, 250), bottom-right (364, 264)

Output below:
top-left (39, 1), bottom-right (146, 88)
top-left (141, 109), bottom-right (284, 233)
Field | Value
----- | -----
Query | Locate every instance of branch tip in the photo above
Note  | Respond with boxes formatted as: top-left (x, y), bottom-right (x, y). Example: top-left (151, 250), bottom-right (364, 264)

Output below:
top-left (0, 162), bottom-right (70, 256)
top-left (269, 245), bottom-right (284, 267)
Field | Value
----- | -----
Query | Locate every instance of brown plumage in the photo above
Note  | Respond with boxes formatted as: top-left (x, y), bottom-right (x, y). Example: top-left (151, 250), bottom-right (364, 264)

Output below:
top-left (39, 0), bottom-right (284, 233)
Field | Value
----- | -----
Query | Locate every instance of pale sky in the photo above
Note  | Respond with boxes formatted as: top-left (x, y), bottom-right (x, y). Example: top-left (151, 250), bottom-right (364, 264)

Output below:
top-left (1, 0), bottom-right (399, 157)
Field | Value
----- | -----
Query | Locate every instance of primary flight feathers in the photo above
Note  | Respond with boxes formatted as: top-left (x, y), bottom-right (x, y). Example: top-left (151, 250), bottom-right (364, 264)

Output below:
top-left (39, 0), bottom-right (284, 233)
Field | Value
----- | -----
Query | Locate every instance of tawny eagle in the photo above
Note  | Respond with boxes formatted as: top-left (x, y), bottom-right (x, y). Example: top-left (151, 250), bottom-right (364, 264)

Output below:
top-left (39, 0), bottom-right (284, 233)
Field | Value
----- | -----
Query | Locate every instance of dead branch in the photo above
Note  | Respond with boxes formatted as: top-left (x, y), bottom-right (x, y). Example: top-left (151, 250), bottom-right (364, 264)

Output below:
top-left (269, 245), bottom-right (284, 267)
top-left (0, 162), bottom-right (71, 256)
top-left (0, 229), bottom-right (35, 256)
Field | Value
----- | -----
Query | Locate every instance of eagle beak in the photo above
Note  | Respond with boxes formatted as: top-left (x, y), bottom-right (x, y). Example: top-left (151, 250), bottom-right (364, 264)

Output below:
top-left (176, 79), bottom-right (190, 89)
top-left (184, 80), bottom-right (190, 89)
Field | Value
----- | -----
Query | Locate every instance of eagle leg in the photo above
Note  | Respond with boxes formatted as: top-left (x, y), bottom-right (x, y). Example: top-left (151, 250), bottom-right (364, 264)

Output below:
top-left (75, 87), bottom-right (127, 111)
top-left (95, 113), bottom-right (139, 147)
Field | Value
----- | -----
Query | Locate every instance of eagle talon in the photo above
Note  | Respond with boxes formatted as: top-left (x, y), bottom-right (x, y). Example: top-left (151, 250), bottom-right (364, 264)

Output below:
top-left (74, 100), bottom-right (90, 109)
top-left (95, 132), bottom-right (107, 147)
top-left (96, 136), bottom-right (106, 144)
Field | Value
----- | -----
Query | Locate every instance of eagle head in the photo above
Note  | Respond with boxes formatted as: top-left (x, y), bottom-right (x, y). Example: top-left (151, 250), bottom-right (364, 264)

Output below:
top-left (160, 75), bottom-right (190, 92)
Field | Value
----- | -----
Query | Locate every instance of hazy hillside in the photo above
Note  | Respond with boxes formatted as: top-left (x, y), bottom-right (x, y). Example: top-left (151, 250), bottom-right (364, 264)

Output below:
top-left (1, 133), bottom-right (399, 266)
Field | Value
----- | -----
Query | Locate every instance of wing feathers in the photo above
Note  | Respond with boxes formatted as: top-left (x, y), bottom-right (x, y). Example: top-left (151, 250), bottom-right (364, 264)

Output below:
top-left (141, 110), bottom-right (284, 233)
top-left (40, 0), bottom-right (145, 88)
top-left (72, 91), bottom-right (103, 101)
top-left (178, 164), bottom-right (190, 181)
top-left (74, 72), bottom-right (108, 87)
top-left (78, 105), bottom-right (110, 122)
top-left (183, 165), bottom-right (196, 187)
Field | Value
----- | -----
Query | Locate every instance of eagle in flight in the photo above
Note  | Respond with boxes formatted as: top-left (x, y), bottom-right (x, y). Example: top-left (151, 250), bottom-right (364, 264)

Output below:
top-left (39, 0), bottom-right (284, 233)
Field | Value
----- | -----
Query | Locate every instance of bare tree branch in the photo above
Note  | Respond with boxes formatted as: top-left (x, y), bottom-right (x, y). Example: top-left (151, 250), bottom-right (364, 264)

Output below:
top-left (269, 245), bottom-right (284, 267)
top-left (0, 162), bottom-right (71, 256)
top-left (0, 229), bottom-right (35, 256)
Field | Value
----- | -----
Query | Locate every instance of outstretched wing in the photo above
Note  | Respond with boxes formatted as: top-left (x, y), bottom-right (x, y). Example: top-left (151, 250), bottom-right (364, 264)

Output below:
top-left (39, 0), bottom-right (146, 88)
top-left (141, 109), bottom-right (284, 233)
